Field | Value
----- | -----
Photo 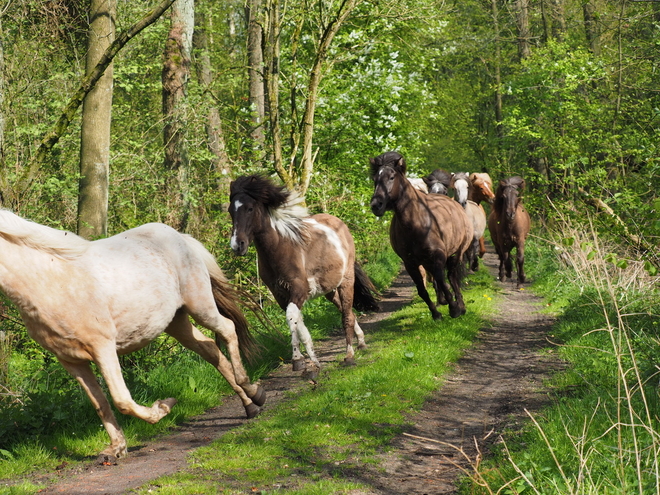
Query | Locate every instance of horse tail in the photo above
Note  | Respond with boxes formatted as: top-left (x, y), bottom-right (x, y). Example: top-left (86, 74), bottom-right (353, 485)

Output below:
top-left (352, 262), bottom-right (380, 312)
top-left (182, 234), bottom-right (261, 364)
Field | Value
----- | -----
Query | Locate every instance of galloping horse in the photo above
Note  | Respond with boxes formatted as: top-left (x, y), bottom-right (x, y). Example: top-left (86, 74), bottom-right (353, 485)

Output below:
top-left (228, 175), bottom-right (379, 381)
top-left (487, 176), bottom-right (531, 287)
top-left (468, 172), bottom-right (495, 206)
top-left (0, 211), bottom-right (265, 461)
top-left (451, 172), bottom-right (488, 271)
top-left (370, 151), bottom-right (472, 320)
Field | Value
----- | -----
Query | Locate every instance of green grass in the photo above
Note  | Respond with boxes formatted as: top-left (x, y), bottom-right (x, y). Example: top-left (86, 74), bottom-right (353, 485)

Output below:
top-left (461, 236), bottom-right (660, 495)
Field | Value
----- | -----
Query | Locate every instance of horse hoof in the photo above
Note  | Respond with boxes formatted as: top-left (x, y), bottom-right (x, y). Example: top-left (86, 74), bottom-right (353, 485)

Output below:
top-left (342, 357), bottom-right (356, 367)
top-left (357, 343), bottom-right (368, 350)
top-left (302, 368), bottom-right (320, 383)
top-left (292, 359), bottom-right (306, 371)
top-left (449, 306), bottom-right (463, 318)
top-left (245, 403), bottom-right (261, 419)
top-left (250, 385), bottom-right (267, 407)
top-left (432, 311), bottom-right (443, 321)
top-left (96, 453), bottom-right (119, 466)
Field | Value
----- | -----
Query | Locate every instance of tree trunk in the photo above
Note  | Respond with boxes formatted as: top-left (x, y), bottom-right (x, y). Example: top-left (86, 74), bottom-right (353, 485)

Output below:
top-left (78, 0), bottom-right (116, 239)
top-left (246, 0), bottom-right (265, 157)
top-left (163, 0), bottom-right (194, 231)
top-left (193, 9), bottom-right (231, 191)
top-left (550, 0), bottom-right (566, 41)
top-left (582, 0), bottom-right (600, 56)
top-left (491, 0), bottom-right (503, 142)
top-left (515, 0), bottom-right (531, 60)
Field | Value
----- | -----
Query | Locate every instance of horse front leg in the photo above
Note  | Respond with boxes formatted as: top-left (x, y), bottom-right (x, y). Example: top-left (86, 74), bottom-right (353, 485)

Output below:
top-left (92, 343), bottom-right (177, 425)
top-left (167, 314), bottom-right (264, 418)
top-left (516, 243), bottom-right (526, 287)
top-left (58, 359), bottom-right (128, 463)
top-left (286, 300), bottom-right (321, 381)
top-left (405, 262), bottom-right (442, 320)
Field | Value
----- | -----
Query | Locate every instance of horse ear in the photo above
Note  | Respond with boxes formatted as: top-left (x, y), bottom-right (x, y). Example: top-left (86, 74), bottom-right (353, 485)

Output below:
top-left (395, 157), bottom-right (407, 175)
top-left (519, 179), bottom-right (526, 191)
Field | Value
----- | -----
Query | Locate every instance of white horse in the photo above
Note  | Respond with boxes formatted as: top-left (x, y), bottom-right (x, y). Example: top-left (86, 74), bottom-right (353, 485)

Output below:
top-left (451, 172), bottom-right (488, 271)
top-left (0, 210), bottom-right (265, 462)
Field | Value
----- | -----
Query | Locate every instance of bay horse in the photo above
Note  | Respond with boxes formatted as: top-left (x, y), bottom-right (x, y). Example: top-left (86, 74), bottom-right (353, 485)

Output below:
top-left (451, 172), bottom-right (488, 271)
top-left (487, 176), bottom-right (531, 287)
top-left (0, 210), bottom-right (265, 461)
top-left (370, 151), bottom-right (472, 320)
top-left (228, 175), bottom-right (379, 381)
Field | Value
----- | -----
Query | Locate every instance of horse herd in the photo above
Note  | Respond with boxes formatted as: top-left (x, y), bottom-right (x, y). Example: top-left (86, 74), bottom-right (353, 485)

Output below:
top-left (1, 150), bottom-right (529, 461)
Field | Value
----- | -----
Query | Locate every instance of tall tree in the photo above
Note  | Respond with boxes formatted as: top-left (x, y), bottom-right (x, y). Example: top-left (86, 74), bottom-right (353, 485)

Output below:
top-left (77, 0), bottom-right (116, 239)
top-left (163, 0), bottom-right (194, 231)
top-left (193, 9), bottom-right (231, 189)
top-left (246, 0), bottom-right (266, 157)
top-left (515, 0), bottom-right (531, 60)
top-left (582, 0), bottom-right (600, 56)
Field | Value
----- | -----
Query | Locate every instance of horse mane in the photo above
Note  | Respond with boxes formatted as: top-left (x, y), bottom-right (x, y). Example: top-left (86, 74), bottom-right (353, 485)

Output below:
top-left (423, 169), bottom-right (452, 193)
top-left (369, 151), bottom-right (407, 177)
top-left (230, 175), bottom-right (310, 243)
top-left (0, 210), bottom-right (89, 259)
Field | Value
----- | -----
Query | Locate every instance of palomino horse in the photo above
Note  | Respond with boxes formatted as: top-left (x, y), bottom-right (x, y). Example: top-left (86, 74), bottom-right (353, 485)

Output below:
top-left (468, 172), bottom-right (495, 206)
top-left (370, 151), bottom-right (472, 320)
top-left (0, 211), bottom-right (265, 461)
top-left (451, 172), bottom-right (488, 271)
top-left (487, 176), bottom-right (531, 287)
top-left (423, 169), bottom-right (452, 195)
top-left (228, 175), bottom-right (379, 380)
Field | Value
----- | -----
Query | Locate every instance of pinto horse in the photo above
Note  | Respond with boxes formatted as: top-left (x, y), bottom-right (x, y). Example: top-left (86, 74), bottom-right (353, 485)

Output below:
top-left (370, 151), bottom-right (472, 320)
top-left (450, 172), bottom-right (488, 271)
top-left (0, 210), bottom-right (265, 461)
top-left (229, 175), bottom-right (379, 380)
top-left (487, 176), bottom-right (531, 287)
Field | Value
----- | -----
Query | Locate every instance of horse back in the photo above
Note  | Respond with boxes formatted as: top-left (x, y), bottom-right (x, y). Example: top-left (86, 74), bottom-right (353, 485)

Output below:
top-left (390, 193), bottom-right (471, 264)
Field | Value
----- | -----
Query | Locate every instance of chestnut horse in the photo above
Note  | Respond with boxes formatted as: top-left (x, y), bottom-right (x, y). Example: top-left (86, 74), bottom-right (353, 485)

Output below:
top-left (487, 176), bottom-right (531, 287)
top-left (468, 172), bottom-right (495, 206)
top-left (370, 151), bottom-right (472, 320)
top-left (450, 172), bottom-right (488, 271)
top-left (0, 211), bottom-right (265, 461)
top-left (229, 175), bottom-right (379, 381)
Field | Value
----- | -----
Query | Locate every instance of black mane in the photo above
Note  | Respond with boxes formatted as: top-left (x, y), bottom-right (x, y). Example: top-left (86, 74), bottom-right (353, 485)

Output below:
top-left (230, 174), bottom-right (291, 209)
top-left (369, 151), bottom-right (407, 178)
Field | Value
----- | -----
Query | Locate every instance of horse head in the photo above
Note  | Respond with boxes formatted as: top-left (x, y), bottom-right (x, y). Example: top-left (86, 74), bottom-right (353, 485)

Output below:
top-left (229, 175), bottom-right (291, 255)
top-left (369, 151), bottom-right (407, 217)
top-left (423, 169), bottom-right (452, 195)
top-left (496, 176), bottom-right (525, 222)
top-left (469, 173), bottom-right (495, 204)
top-left (451, 172), bottom-right (471, 208)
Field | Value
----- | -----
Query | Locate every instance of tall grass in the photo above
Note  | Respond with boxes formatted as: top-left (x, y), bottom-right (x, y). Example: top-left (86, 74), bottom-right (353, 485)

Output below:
top-left (463, 217), bottom-right (660, 495)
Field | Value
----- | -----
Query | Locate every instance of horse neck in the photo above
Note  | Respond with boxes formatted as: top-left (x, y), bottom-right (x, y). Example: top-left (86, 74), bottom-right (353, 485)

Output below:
top-left (251, 214), bottom-right (299, 266)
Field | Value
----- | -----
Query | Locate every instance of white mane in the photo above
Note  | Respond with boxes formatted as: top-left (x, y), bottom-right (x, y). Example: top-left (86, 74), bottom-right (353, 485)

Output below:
top-left (268, 192), bottom-right (310, 243)
top-left (0, 210), bottom-right (90, 258)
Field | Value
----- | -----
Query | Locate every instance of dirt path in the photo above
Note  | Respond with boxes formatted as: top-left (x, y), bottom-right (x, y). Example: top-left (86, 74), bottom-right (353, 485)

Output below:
top-left (28, 251), bottom-right (562, 494)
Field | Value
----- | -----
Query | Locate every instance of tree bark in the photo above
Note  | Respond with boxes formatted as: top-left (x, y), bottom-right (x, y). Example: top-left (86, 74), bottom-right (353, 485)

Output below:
top-left (550, 0), bottom-right (566, 41)
top-left (246, 0), bottom-right (265, 156)
top-left (193, 10), bottom-right (231, 190)
top-left (162, 0), bottom-right (194, 231)
top-left (78, 0), bottom-right (116, 239)
top-left (582, 0), bottom-right (600, 56)
top-left (515, 0), bottom-right (531, 60)
top-left (491, 0), bottom-right (503, 142)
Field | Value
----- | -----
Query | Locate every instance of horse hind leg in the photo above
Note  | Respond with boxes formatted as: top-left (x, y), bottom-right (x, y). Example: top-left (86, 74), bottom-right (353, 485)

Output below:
top-left (58, 359), bottom-right (129, 463)
top-left (327, 284), bottom-right (361, 367)
top-left (170, 311), bottom-right (265, 417)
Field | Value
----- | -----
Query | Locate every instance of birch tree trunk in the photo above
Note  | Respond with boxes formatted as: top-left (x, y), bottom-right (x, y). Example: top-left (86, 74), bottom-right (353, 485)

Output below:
top-left (77, 0), bottom-right (116, 239)
top-left (246, 0), bottom-right (266, 157)
top-left (163, 0), bottom-right (194, 231)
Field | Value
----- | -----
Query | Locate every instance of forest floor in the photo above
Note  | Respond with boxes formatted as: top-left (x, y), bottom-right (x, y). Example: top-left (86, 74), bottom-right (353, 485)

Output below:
top-left (30, 250), bottom-right (565, 494)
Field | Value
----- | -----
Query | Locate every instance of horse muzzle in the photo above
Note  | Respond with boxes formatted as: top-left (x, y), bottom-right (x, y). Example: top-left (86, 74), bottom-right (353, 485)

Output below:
top-left (230, 232), bottom-right (249, 256)
top-left (370, 197), bottom-right (386, 217)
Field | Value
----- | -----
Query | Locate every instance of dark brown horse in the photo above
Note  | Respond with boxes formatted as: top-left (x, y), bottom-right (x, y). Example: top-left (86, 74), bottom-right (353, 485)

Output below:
top-left (487, 176), bottom-right (531, 287)
top-left (423, 169), bottom-right (452, 195)
top-left (229, 175), bottom-right (379, 381)
top-left (370, 151), bottom-right (472, 320)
